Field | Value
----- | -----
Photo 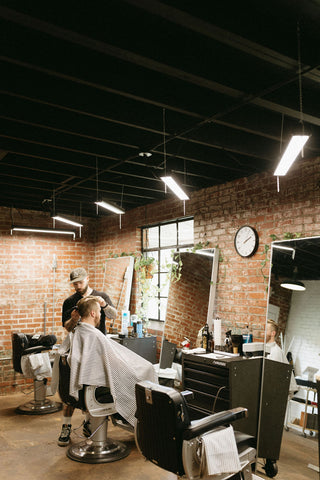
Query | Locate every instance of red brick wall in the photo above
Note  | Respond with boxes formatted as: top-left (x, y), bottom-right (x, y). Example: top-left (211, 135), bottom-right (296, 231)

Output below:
top-left (164, 252), bottom-right (212, 348)
top-left (1, 155), bottom-right (320, 393)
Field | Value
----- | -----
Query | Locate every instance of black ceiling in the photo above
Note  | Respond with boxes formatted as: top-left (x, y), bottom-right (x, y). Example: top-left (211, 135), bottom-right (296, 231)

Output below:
top-left (1, 0), bottom-right (320, 219)
top-left (272, 238), bottom-right (320, 281)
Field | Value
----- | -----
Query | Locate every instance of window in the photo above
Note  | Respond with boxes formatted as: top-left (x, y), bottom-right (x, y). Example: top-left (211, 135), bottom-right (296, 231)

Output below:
top-left (141, 217), bottom-right (194, 321)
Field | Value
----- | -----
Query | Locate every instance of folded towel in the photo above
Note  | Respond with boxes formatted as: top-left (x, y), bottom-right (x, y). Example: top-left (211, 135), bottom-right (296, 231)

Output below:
top-left (29, 353), bottom-right (44, 371)
top-left (202, 425), bottom-right (241, 476)
top-left (21, 352), bottom-right (52, 380)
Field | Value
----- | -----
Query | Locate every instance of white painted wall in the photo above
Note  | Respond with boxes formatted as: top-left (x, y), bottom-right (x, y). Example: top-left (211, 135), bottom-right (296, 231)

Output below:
top-left (284, 281), bottom-right (320, 426)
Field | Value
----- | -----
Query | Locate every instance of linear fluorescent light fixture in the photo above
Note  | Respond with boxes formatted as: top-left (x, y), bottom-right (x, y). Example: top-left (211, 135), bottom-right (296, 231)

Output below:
top-left (161, 176), bottom-right (189, 200)
top-left (274, 135), bottom-right (309, 176)
top-left (280, 279), bottom-right (306, 291)
top-left (95, 201), bottom-right (125, 214)
top-left (11, 226), bottom-right (75, 239)
top-left (273, 245), bottom-right (295, 259)
top-left (52, 216), bottom-right (83, 227)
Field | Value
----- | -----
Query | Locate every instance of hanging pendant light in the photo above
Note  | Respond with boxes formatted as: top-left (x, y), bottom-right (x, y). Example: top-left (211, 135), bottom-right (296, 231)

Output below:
top-left (280, 267), bottom-right (306, 291)
top-left (274, 23), bottom-right (309, 182)
top-left (274, 135), bottom-right (309, 176)
top-left (95, 200), bottom-right (125, 214)
top-left (160, 175), bottom-right (189, 200)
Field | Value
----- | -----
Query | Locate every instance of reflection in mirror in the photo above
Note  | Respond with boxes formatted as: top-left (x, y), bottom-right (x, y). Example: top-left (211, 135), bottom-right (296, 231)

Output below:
top-left (161, 248), bottom-right (219, 352)
top-left (262, 236), bottom-right (320, 478)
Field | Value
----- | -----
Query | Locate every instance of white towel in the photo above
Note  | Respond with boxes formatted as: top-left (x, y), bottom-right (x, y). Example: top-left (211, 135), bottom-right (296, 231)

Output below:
top-left (202, 425), bottom-right (241, 476)
top-left (29, 353), bottom-right (44, 371)
top-left (21, 352), bottom-right (52, 380)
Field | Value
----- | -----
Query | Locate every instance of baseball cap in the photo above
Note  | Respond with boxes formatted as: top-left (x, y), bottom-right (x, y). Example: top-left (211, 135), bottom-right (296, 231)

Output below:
top-left (70, 267), bottom-right (88, 283)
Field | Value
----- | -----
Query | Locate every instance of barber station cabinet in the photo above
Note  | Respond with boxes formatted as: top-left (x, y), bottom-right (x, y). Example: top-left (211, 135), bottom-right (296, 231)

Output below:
top-left (112, 336), bottom-right (157, 364)
top-left (182, 353), bottom-right (291, 473)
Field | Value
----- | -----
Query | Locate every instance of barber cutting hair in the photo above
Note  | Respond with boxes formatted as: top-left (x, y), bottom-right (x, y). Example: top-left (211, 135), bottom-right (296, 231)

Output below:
top-left (58, 267), bottom-right (117, 447)
top-left (67, 296), bottom-right (156, 427)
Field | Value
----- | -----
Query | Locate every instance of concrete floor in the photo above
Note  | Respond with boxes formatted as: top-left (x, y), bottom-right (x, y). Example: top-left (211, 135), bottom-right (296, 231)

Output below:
top-left (0, 391), bottom-right (318, 480)
top-left (0, 391), bottom-right (176, 480)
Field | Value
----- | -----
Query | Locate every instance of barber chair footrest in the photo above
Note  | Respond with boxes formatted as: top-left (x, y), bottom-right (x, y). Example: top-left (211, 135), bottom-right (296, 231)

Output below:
top-left (67, 438), bottom-right (130, 464)
top-left (16, 399), bottom-right (62, 415)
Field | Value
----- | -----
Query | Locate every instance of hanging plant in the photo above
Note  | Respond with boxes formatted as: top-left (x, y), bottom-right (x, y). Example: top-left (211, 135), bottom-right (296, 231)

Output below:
top-left (134, 255), bottom-right (156, 280)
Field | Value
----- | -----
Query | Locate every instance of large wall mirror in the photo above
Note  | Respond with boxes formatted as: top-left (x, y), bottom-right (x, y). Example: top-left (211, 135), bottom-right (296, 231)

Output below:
top-left (160, 248), bottom-right (219, 356)
top-left (263, 236), bottom-right (320, 478)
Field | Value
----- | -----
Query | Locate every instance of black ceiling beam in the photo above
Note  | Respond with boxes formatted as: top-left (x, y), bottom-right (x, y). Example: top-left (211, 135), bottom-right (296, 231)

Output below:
top-left (1, 6), bottom-right (320, 126)
top-left (124, 0), bottom-right (320, 84)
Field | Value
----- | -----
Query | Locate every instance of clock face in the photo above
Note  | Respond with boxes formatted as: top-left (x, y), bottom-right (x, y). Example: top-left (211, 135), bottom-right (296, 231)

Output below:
top-left (234, 226), bottom-right (259, 257)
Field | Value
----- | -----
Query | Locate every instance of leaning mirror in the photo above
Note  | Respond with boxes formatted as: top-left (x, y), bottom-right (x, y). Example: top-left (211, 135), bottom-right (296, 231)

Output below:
top-left (159, 248), bottom-right (219, 367)
top-left (260, 236), bottom-right (320, 478)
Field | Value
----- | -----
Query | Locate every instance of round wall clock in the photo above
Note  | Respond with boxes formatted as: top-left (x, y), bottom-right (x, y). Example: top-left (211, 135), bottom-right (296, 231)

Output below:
top-left (234, 225), bottom-right (259, 258)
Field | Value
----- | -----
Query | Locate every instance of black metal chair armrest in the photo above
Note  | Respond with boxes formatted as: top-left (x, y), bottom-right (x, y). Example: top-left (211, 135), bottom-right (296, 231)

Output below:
top-left (183, 407), bottom-right (248, 440)
top-left (22, 345), bottom-right (52, 355)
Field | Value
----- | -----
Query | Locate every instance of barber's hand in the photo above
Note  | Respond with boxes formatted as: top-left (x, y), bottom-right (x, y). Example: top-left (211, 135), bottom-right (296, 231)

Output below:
top-left (71, 308), bottom-right (80, 322)
top-left (65, 308), bottom-right (80, 332)
top-left (95, 296), bottom-right (108, 308)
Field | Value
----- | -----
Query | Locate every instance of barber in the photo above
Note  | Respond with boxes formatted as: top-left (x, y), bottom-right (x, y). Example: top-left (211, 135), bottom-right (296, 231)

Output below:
top-left (58, 267), bottom-right (117, 447)
top-left (62, 267), bottom-right (116, 334)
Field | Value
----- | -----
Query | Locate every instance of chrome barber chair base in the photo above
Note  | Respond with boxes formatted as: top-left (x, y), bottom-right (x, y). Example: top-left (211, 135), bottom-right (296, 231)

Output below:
top-left (16, 399), bottom-right (62, 415)
top-left (67, 439), bottom-right (130, 464)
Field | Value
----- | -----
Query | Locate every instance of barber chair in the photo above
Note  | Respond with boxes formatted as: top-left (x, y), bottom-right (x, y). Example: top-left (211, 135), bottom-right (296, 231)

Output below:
top-left (11, 332), bottom-right (62, 414)
top-left (58, 354), bottom-right (131, 464)
top-left (135, 381), bottom-right (256, 480)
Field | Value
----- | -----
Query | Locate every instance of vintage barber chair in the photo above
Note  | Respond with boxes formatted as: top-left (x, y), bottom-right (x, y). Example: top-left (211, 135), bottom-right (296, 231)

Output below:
top-left (11, 332), bottom-right (62, 414)
top-left (58, 354), bottom-right (132, 464)
top-left (135, 380), bottom-right (256, 480)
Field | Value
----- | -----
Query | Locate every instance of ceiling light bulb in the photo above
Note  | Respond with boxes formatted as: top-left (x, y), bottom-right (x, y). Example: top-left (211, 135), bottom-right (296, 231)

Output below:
top-left (161, 176), bottom-right (189, 201)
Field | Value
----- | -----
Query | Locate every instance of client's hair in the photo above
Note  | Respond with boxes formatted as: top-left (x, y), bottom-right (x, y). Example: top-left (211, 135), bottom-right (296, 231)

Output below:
top-left (267, 319), bottom-right (279, 337)
top-left (77, 296), bottom-right (100, 318)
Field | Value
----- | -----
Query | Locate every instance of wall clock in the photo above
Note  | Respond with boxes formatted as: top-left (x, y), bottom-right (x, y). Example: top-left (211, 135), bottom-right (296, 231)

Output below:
top-left (234, 225), bottom-right (259, 258)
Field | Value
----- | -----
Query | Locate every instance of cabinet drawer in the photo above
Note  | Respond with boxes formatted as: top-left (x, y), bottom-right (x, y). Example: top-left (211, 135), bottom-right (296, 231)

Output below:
top-left (184, 366), bottom-right (229, 388)
top-left (186, 388), bottom-right (230, 414)
top-left (184, 377), bottom-right (229, 400)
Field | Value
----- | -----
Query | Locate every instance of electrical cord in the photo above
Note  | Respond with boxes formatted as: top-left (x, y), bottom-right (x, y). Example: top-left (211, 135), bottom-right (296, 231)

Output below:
top-left (211, 385), bottom-right (226, 413)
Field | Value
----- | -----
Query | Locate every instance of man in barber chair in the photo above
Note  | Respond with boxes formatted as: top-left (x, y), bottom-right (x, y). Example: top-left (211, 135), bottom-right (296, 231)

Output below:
top-left (58, 267), bottom-right (117, 446)
top-left (266, 319), bottom-right (298, 395)
top-left (59, 296), bottom-right (156, 446)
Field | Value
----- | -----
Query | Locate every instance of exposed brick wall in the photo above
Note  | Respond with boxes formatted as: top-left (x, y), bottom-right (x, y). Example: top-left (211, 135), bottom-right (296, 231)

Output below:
top-left (1, 155), bottom-right (320, 393)
top-left (269, 277), bottom-right (292, 337)
top-left (165, 252), bottom-right (212, 348)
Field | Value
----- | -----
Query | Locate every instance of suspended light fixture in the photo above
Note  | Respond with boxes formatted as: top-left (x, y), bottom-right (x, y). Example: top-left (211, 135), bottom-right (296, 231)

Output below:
top-left (274, 135), bottom-right (309, 176)
top-left (280, 279), bottom-right (306, 291)
top-left (160, 176), bottom-right (189, 201)
top-left (274, 23), bottom-right (309, 185)
top-left (280, 267), bottom-right (306, 291)
top-left (161, 108), bottom-right (189, 209)
top-left (52, 215), bottom-right (83, 238)
top-left (95, 200), bottom-right (125, 215)
top-left (273, 244), bottom-right (295, 259)
top-left (11, 226), bottom-right (76, 240)
top-left (52, 215), bottom-right (83, 227)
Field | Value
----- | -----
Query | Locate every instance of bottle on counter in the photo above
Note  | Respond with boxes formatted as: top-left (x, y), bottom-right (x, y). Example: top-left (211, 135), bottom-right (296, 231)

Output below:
top-left (243, 325), bottom-right (253, 343)
top-left (208, 331), bottom-right (214, 353)
top-left (121, 310), bottom-right (130, 336)
top-left (202, 323), bottom-right (210, 352)
top-left (136, 320), bottom-right (143, 338)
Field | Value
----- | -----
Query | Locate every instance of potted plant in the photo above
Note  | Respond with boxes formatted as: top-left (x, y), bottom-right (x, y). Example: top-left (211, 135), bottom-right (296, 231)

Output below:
top-left (134, 255), bottom-right (156, 280)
